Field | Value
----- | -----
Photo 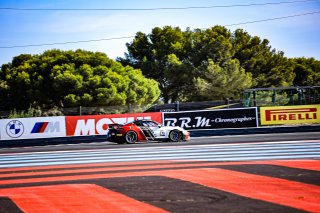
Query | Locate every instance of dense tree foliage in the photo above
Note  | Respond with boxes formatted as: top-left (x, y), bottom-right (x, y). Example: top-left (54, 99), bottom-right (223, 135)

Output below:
top-left (193, 59), bottom-right (252, 101)
top-left (1, 26), bottom-right (319, 111)
top-left (0, 49), bottom-right (160, 110)
top-left (119, 26), bottom-right (319, 103)
top-left (291, 57), bottom-right (320, 86)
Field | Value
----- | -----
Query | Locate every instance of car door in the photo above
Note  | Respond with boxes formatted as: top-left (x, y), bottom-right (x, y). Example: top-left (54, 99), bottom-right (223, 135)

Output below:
top-left (146, 121), bottom-right (166, 139)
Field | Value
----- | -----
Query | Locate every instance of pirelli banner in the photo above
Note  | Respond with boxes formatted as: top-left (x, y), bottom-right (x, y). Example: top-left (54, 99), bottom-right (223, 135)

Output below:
top-left (260, 105), bottom-right (320, 126)
top-left (163, 108), bottom-right (258, 130)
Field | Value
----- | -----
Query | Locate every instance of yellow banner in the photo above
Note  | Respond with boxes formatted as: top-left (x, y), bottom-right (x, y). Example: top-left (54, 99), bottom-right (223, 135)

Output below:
top-left (260, 105), bottom-right (320, 125)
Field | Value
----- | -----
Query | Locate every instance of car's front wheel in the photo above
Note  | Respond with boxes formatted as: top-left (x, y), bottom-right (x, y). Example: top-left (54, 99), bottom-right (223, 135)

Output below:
top-left (169, 130), bottom-right (182, 142)
top-left (125, 131), bottom-right (138, 144)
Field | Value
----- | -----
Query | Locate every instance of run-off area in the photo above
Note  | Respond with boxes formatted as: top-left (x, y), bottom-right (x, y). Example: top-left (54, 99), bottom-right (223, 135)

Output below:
top-left (0, 160), bottom-right (319, 213)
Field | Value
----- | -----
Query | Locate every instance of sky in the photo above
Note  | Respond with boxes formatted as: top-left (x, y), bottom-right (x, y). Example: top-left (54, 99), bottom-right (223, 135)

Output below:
top-left (0, 0), bottom-right (320, 66)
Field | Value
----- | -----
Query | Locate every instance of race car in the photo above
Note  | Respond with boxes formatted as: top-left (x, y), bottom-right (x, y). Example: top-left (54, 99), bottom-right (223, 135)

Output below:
top-left (107, 119), bottom-right (190, 144)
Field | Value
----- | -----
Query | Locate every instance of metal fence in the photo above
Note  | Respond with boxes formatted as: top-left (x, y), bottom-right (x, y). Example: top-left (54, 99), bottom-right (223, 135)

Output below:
top-left (243, 86), bottom-right (320, 107)
top-left (144, 100), bottom-right (242, 112)
top-left (0, 100), bottom-right (242, 118)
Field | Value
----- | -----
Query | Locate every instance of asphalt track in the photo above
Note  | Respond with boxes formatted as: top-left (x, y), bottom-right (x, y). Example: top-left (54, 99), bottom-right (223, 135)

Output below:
top-left (1, 131), bottom-right (319, 153)
top-left (0, 132), bottom-right (319, 212)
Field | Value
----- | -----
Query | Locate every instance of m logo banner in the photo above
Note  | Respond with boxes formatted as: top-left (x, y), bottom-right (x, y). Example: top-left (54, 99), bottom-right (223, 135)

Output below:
top-left (260, 105), bottom-right (320, 125)
top-left (31, 122), bottom-right (60, 133)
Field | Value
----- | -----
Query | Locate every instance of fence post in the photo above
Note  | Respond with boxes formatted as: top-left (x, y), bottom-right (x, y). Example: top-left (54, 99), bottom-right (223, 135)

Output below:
top-left (176, 101), bottom-right (179, 112)
top-left (79, 106), bottom-right (82, 116)
top-left (272, 90), bottom-right (276, 105)
top-left (129, 104), bottom-right (132, 113)
top-left (253, 91), bottom-right (257, 107)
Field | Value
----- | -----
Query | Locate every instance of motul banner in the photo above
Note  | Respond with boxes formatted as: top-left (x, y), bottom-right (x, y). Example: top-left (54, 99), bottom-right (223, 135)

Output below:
top-left (66, 112), bottom-right (162, 136)
top-left (163, 108), bottom-right (258, 130)
top-left (260, 105), bottom-right (320, 125)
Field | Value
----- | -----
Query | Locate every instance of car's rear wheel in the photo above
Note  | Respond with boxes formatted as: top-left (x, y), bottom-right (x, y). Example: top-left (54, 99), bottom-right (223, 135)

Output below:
top-left (169, 130), bottom-right (182, 142)
top-left (125, 131), bottom-right (138, 144)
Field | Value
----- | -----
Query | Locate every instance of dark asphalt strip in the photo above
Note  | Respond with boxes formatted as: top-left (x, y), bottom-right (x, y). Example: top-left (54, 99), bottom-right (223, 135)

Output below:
top-left (0, 197), bottom-right (24, 213)
top-left (1, 163), bottom-right (318, 186)
top-left (96, 176), bottom-right (306, 213)
top-left (0, 165), bottom-right (219, 181)
top-left (216, 164), bottom-right (320, 185)
top-left (0, 164), bottom-right (224, 181)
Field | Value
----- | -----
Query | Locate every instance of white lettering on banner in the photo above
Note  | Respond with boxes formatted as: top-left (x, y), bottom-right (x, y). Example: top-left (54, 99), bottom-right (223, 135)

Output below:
top-left (74, 117), bottom-right (153, 136)
top-left (75, 119), bottom-right (96, 135)
top-left (195, 117), bottom-right (211, 127)
top-left (214, 116), bottom-right (255, 123)
top-left (179, 117), bottom-right (192, 128)
top-left (75, 118), bottom-right (112, 136)
top-left (112, 118), bottom-right (129, 124)
top-left (111, 116), bottom-right (151, 124)
top-left (137, 116), bottom-right (151, 120)
top-left (96, 118), bottom-right (111, 134)
top-left (165, 118), bottom-right (177, 126)
top-left (110, 116), bottom-right (151, 124)
top-left (165, 117), bottom-right (210, 128)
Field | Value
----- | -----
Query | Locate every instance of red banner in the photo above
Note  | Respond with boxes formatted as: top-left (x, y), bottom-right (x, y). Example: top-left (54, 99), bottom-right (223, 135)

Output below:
top-left (66, 112), bottom-right (162, 136)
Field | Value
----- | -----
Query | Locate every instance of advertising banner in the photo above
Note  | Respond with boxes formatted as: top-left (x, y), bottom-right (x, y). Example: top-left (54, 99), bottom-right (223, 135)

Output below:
top-left (0, 116), bottom-right (66, 140)
top-left (65, 112), bottom-right (162, 136)
top-left (163, 108), bottom-right (258, 130)
top-left (260, 105), bottom-right (320, 125)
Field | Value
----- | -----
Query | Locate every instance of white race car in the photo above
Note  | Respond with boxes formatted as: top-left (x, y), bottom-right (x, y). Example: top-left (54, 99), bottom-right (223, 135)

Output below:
top-left (107, 119), bottom-right (190, 144)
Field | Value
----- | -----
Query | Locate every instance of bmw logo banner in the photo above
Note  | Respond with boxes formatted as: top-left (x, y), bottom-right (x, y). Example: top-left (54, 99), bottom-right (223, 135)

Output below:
top-left (0, 117), bottom-right (66, 140)
top-left (6, 120), bottom-right (25, 138)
